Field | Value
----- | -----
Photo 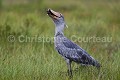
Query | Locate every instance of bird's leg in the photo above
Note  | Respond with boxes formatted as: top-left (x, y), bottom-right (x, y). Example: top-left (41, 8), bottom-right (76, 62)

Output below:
top-left (66, 59), bottom-right (73, 78)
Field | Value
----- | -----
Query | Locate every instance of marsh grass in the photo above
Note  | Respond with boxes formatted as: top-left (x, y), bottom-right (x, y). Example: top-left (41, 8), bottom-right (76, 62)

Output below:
top-left (0, 0), bottom-right (120, 80)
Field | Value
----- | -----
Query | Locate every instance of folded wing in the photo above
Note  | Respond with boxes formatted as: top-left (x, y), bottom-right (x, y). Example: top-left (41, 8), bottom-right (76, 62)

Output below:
top-left (58, 37), bottom-right (100, 68)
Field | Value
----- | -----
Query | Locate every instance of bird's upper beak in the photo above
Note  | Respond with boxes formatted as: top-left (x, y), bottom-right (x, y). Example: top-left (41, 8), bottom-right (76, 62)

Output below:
top-left (47, 8), bottom-right (61, 20)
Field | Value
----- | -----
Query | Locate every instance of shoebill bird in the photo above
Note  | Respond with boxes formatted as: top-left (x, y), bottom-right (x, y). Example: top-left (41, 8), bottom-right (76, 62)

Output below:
top-left (47, 9), bottom-right (100, 77)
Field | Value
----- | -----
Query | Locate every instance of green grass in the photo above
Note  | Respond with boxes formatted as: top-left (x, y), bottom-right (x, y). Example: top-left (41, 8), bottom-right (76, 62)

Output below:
top-left (0, 0), bottom-right (120, 80)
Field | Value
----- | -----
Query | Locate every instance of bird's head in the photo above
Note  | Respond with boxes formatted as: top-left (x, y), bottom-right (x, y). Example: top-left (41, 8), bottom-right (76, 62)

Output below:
top-left (47, 8), bottom-right (66, 27)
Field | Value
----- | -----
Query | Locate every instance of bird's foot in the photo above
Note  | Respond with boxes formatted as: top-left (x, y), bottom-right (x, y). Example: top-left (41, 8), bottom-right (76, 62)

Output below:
top-left (67, 70), bottom-right (73, 78)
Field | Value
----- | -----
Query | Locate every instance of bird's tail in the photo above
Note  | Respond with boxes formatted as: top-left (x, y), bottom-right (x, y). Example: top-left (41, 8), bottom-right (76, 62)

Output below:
top-left (93, 60), bottom-right (101, 69)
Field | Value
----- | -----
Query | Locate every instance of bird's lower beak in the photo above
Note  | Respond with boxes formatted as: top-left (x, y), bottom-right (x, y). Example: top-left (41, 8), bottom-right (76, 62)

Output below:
top-left (47, 9), bottom-right (61, 20)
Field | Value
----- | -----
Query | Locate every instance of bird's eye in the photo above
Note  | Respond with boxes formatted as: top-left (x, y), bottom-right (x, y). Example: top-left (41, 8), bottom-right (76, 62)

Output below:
top-left (58, 13), bottom-right (62, 18)
top-left (60, 13), bottom-right (62, 16)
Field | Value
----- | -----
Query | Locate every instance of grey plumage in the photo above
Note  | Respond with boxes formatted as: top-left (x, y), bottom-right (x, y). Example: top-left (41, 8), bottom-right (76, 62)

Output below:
top-left (47, 9), bottom-right (100, 77)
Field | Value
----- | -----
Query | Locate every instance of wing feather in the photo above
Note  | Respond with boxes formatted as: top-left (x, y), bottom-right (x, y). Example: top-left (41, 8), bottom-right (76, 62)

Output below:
top-left (62, 37), bottom-right (99, 66)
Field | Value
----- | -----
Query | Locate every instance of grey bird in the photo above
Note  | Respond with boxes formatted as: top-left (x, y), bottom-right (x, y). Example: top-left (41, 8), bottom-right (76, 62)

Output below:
top-left (47, 9), bottom-right (100, 77)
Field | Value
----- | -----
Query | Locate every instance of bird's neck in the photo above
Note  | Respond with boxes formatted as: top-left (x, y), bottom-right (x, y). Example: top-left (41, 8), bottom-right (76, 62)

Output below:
top-left (55, 24), bottom-right (65, 34)
top-left (55, 25), bottom-right (65, 37)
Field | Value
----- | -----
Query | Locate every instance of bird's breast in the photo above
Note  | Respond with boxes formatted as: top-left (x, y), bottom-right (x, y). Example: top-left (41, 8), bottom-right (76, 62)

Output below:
top-left (54, 36), bottom-right (64, 47)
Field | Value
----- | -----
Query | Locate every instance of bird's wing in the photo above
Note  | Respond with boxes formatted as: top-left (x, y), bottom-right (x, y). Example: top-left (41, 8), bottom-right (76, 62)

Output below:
top-left (62, 37), bottom-right (99, 66)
